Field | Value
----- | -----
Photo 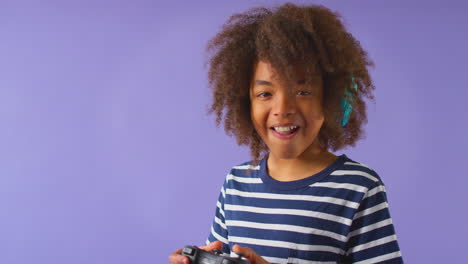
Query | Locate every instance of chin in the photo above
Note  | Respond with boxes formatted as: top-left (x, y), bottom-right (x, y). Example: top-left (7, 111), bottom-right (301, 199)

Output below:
top-left (270, 149), bottom-right (303, 159)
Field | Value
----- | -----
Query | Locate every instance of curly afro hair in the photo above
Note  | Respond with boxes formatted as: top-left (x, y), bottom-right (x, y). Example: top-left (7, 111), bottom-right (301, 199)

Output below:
top-left (205, 2), bottom-right (376, 168)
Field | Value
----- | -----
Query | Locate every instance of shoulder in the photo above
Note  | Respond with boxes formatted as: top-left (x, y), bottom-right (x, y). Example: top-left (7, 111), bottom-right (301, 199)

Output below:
top-left (230, 159), bottom-right (260, 171)
top-left (217, 159), bottom-right (263, 188)
top-left (330, 155), bottom-right (386, 190)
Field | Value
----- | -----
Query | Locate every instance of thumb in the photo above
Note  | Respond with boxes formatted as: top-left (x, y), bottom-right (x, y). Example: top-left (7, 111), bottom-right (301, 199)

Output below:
top-left (199, 240), bottom-right (223, 252)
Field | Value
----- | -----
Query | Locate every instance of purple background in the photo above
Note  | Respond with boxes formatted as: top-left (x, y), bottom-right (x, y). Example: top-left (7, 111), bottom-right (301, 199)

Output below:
top-left (1, 0), bottom-right (467, 263)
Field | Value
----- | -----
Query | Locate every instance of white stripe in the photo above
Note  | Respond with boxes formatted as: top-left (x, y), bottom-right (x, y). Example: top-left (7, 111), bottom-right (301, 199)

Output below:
top-left (210, 226), bottom-right (228, 244)
top-left (232, 164), bottom-right (260, 170)
top-left (216, 201), bottom-right (225, 218)
top-left (353, 250), bottom-right (402, 264)
top-left (262, 256), bottom-right (288, 264)
top-left (226, 189), bottom-right (360, 209)
top-left (348, 218), bottom-right (393, 238)
top-left (205, 238), bottom-right (210, 245)
top-left (226, 174), bottom-right (263, 183)
top-left (344, 161), bottom-right (371, 170)
top-left (312, 182), bottom-right (368, 194)
top-left (221, 187), bottom-right (225, 199)
top-left (225, 204), bottom-right (352, 226)
top-left (347, 234), bottom-right (398, 254)
top-left (363, 184), bottom-right (386, 199)
top-left (330, 170), bottom-right (378, 182)
top-left (284, 257), bottom-right (338, 264)
top-left (263, 256), bottom-right (337, 264)
top-left (215, 216), bottom-right (227, 230)
top-left (353, 202), bottom-right (388, 220)
top-left (226, 220), bottom-right (347, 242)
top-left (229, 236), bottom-right (345, 255)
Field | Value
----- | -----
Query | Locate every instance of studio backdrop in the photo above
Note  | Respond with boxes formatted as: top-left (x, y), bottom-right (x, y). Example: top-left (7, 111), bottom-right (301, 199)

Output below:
top-left (1, 0), bottom-right (467, 263)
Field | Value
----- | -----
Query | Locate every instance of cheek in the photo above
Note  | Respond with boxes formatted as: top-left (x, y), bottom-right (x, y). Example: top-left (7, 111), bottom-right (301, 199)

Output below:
top-left (250, 111), bottom-right (261, 129)
top-left (305, 101), bottom-right (325, 120)
top-left (300, 106), bottom-right (325, 129)
top-left (310, 111), bottom-right (325, 121)
top-left (250, 104), bottom-right (266, 121)
top-left (250, 108), bottom-right (268, 131)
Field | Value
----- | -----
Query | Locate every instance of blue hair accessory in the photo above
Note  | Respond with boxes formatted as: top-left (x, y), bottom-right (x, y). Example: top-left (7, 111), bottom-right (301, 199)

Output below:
top-left (340, 75), bottom-right (358, 127)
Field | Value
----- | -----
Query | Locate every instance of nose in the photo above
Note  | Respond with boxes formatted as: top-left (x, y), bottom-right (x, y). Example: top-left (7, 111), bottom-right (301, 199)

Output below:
top-left (273, 92), bottom-right (296, 117)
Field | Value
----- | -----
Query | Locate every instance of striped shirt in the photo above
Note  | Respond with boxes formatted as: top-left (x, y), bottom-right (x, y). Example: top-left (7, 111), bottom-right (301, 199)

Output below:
top-left (206, 154), bottom-right (403, 264)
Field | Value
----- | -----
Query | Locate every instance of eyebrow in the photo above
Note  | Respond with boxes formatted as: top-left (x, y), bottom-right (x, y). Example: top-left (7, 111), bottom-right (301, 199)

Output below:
top-left (254, 79), bottom-right (306, 86)
top-left (254, 80), bottom-right (273, 86)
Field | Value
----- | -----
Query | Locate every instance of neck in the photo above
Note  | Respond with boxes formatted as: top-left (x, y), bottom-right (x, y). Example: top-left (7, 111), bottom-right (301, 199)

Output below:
top-left (266, 144), bottom-right (338, 182)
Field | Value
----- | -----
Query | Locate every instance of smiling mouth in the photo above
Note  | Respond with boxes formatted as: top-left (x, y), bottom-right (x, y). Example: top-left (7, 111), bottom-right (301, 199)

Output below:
top-left (270, 126), bottom-right (300, 133)
top-left (270, 126), bottom-right (300, 137)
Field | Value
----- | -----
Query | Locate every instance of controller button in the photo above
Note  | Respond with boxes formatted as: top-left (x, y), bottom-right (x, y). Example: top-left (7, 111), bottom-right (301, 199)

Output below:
top-left (182, 247), bottom-right (195, 256)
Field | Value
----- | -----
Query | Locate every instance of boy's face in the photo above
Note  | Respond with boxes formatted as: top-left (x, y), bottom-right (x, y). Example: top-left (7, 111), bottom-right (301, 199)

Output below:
top-left (249, 60), bottom-right (325, 160)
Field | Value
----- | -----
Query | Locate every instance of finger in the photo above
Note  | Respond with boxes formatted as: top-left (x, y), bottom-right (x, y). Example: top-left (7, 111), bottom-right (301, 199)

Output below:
top-left (232, 244), bottom-right (252, 259)
top-left (199, 240), bottom-right (223, 251)
top-left (168, 249), bottom-right (189, 264)
top-left (232, 244), bottom-right (268, 264)
top-left (171, 248), bottom-right (182, 255)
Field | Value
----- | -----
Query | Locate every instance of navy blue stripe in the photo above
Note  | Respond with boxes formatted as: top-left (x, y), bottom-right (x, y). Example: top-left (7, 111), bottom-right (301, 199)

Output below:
top-left (349, 241), bottom-right (401, 262)
top-left (227, 180), bottom-right (366, 203)
top-left (231, 242), bottom-right (341, 263)
top-left (225, 195), bottom-right (356, 219)
top-left (228, 225), bottom-right (346, 248)
top-left (326, 174), bottom-right (377, 188)
top-left (350, 211), bottom-right (391, 234)
top-left (225, 210), bottom-right (350, 235)
top-left (348, 224), bottom-right (397, 246)
top-left (359, 191), bottom-right (388, 209)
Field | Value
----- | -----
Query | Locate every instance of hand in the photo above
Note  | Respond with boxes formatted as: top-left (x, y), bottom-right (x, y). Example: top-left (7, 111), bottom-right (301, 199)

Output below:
top-left (168, 241), bottom-right (223, 264)
top-left (232, 244), bottom-right (270, 264)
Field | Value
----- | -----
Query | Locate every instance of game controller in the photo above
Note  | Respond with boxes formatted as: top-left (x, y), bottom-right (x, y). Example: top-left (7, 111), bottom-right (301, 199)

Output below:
top-left (181, 245), bottom-right (249, 264)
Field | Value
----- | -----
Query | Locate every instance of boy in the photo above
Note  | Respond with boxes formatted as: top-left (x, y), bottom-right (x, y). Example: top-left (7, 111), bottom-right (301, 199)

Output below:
top-left (170, 3), bottom-right (403, 263)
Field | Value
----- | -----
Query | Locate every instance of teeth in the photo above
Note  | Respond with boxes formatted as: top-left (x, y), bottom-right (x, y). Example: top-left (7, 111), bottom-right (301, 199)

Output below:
top-left (273, 126), bottom-right (298, 132)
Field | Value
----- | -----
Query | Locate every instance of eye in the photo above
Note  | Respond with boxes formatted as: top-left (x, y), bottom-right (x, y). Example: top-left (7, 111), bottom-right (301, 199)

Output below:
top-left (257, 92), bottom-right (271, 98)
top-left (297, 90), bottom-right (311, 96)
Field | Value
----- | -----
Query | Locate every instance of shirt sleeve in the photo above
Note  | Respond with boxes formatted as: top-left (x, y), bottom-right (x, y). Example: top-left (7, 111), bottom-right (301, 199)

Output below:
top-left (206, 176), bottom-right (230, 254)
top-left (345, 180), bottom-right (404, 263)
